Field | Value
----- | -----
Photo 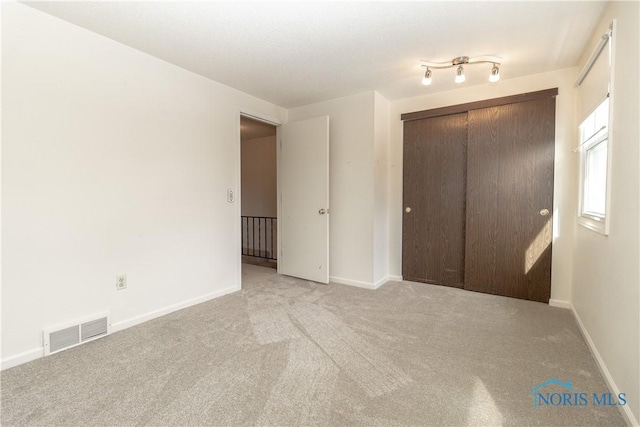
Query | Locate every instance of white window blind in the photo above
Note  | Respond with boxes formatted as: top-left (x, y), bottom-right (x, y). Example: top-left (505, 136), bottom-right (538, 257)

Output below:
top-left (576, 25), bottom-right (612, 121)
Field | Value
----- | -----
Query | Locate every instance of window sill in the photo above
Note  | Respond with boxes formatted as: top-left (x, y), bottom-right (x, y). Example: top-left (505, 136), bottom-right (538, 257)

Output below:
top-left (577, 214), bottom-right (608, 235)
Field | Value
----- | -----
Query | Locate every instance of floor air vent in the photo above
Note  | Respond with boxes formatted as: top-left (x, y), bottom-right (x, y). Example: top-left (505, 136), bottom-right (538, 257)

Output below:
top-left (44, 313), bottom-right (110, 356)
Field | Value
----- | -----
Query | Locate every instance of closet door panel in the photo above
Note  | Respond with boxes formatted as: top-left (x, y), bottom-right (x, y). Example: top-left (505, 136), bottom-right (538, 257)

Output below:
top-left (465, 97), bottom-right (555, 302)
top-left (402, 113), bottom-right (467, 287)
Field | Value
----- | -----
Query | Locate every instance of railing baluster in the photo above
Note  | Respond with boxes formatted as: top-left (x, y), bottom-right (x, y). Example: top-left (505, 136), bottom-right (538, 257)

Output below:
top-left (244, 216), bottom-right (247, 256)
top-left (240, 216), bottom-right (278, 261)
top-left (259, 218), bottom-right (263, 258)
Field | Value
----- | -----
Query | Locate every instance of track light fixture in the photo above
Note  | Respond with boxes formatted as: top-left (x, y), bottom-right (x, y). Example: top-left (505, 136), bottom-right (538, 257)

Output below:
top-left (489, 63), bottom-right (500, 82)
top-left (455, 65), bottom-right (465, 83)
top-left (420, 56), bottom-right (501, 86)
top-left (421, 68), bottom-right (433, 86)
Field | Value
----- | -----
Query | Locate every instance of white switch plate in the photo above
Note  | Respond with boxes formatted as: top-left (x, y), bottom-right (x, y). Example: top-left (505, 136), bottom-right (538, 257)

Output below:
top-left (116, 274), bottom-right (127, 290)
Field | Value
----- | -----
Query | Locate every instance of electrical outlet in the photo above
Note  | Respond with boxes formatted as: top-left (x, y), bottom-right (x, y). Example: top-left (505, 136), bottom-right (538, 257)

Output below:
top-left (116, 275), bottom-right (127, 290)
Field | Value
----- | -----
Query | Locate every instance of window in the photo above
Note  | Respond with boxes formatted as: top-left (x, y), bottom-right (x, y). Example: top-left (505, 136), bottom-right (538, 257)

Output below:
top-left (578, 97), bottom-right (610, 234)
top-left (575, 21), bottom-right (614, 235)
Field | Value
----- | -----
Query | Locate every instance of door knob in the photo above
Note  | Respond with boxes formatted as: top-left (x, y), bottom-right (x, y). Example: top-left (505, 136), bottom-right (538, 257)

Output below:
top-left (319, 209), bottom-right (326, 215)
top-left (405, 207), bottom-right (412, 213)
top-left (540, 208), bottom-right (550, 216)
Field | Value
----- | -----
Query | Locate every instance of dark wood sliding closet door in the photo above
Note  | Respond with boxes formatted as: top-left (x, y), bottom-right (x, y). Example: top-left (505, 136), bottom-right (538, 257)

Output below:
top-left (465, 97), bottom-right (555, 303)
top-left (402, 89), bottom-right (557, 303)
top-left (402, 113), bottom-right (467, 287)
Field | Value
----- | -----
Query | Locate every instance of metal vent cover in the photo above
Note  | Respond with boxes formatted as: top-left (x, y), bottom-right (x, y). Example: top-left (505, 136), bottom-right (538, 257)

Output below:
top-left (49, 325), bottom-right (80, 353)
top-left (44, 313), bottom-right (110, 356)
top-left (81, 317), bottom-right (108, 341)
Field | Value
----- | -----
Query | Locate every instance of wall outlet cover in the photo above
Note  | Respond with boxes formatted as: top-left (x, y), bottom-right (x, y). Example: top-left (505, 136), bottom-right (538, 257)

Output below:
top-left (116, 274), bottom-right (127, 290)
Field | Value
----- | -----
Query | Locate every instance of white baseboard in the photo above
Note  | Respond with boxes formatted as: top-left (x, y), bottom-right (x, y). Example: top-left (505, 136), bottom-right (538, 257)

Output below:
top-left (548, 299), bottom-right (571, 309)
top-left (571, 304), bottom-right (639, 427)
top-left (1, 285), bottom-right (241, 371)
top-left (330, 276), bottom-right (378, 290)
top-left (374, 275), bottom-right (404, 288)
top-left (111, 285), bottom-right (240, 332)
top-left (1, 347), bottom-right (43, 371)
top-left (372, 276), bottom-right (387, 289)
top-left (330, 275), bottom-right (404, 290)
top-left (373, 276), bottom-right (388, 289)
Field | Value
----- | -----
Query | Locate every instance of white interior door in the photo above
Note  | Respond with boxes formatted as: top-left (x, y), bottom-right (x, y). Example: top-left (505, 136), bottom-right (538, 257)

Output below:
top-left (280, 116), bottom-right (330, 283)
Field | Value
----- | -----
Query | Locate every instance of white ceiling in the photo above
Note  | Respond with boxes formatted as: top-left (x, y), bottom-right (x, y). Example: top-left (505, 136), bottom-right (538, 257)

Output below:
top-left (24, 1), bottom-right (608, 109)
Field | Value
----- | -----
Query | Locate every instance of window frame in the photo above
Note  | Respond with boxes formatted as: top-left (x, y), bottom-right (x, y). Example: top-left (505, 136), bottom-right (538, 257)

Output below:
top-left (577, 97), bottom-right (612, 235)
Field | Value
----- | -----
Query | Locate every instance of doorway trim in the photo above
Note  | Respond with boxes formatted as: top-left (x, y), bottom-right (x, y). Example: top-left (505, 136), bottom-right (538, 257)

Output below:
top-left (236, 109), bottom-right (282, 289)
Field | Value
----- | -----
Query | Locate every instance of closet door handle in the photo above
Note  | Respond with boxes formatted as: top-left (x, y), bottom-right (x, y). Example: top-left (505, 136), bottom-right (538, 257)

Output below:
top-left (540, 208), bottom-right (550, 216)
top-left (405, 207), bottom-right (412, 213)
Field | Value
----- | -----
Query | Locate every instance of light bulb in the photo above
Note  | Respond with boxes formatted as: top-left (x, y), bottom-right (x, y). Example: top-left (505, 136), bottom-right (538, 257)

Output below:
top-left (455, 65), bottom-right (465, 83)
top-left (421, 68), bottom-right (432, 86)
top-left (489, 64), bottom-right (500, 82)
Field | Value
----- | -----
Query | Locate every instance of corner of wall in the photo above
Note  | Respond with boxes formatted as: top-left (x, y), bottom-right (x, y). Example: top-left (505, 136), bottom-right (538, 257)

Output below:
top-left (373, 92), bottom-right (391, 283)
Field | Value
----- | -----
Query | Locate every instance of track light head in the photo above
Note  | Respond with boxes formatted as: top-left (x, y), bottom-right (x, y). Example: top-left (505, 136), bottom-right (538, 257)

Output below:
top-left (489, 64), bottom-right (500, 82)
top-left (422, 68), bottom-right (433, 86)
top-left (455, 65), bottom-right (465, 83)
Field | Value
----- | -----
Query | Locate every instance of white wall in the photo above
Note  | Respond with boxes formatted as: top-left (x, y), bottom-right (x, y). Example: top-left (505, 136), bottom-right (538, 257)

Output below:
top-left (373, 92), bottom-right (391, 285)
top-left (389, 68), bottom-right (578, 304)
top-left (288, 92), bottom-right (376, 287)
top-left (241, 136), bottom-right (277, 217)
top-left (571, 2), bottom-right (640, 423)
top-left (1, 3), bottom-right (286, 367)
top-left (286, 91), bottom-right (392, 288)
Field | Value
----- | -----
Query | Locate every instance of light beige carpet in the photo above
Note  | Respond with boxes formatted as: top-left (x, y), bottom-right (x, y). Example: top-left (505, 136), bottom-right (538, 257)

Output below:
top-left (242, 255), bottom-right (277, 270)
top-left (0, 264), bottom-right (627, 426)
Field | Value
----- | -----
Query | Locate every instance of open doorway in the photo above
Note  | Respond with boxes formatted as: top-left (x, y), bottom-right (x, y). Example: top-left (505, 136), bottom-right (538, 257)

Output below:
top-left (240, 116), bottom-right (278, 270)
